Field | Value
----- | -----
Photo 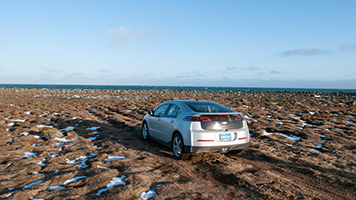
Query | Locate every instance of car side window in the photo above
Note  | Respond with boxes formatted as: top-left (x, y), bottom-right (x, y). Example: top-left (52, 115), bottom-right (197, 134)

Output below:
top-left (154, 104), bottom-right (170, 117)
top-left (166, 104), bottom-right (181, 118)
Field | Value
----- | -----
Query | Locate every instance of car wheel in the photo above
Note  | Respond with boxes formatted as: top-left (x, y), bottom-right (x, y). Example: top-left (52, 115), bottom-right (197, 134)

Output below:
top-left (172, 133), bottom-right (188, 160)
top-left (142, 122), bottom-right (150, 140)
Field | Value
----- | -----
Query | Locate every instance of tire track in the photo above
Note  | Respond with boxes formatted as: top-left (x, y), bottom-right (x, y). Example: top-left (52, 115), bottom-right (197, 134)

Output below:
top-left (226, 151), bottom-right (353, 200)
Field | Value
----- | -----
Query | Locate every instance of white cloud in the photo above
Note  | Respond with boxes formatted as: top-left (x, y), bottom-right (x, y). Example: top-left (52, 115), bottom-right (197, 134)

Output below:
top-left (241, 67), bottom-right (261, 71)
top-left (108, 27), bottom-right (146, 47)
top-left (339, 42), bottom-right (356, 51)
top-left (280, 48), bottom-right (332, 57)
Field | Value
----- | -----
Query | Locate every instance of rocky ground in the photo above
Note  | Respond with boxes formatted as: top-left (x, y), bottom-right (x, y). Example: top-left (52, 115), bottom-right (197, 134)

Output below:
top-left (0, 88), bottom-right (355, 199)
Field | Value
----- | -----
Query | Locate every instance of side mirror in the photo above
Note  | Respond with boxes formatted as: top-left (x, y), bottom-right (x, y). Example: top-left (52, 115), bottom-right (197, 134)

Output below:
top-left (148, 110), bottom-right (154, 116)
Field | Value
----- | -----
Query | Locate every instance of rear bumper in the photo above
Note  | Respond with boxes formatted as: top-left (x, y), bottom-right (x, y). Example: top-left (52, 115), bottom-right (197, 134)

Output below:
top-left (184, 142), bottom-right (249, 153)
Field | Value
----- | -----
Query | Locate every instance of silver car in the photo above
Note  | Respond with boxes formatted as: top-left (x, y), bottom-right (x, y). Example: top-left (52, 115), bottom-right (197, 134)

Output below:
top-left (142, 100), bottom-right (249, 159)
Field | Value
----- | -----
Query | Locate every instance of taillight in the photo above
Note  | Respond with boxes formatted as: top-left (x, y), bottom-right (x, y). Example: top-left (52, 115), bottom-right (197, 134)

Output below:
top-left (235, 116), bottom-right (244, 121)
top-left (183, 116), bottom-right (211, 121)
top-left (200, 117), bottom-right (212, 121)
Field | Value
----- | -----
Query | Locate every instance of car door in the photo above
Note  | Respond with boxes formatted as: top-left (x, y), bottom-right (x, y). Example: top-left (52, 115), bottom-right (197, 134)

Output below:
top-left (148, 103), bottom-right (170, 139)
top-left (158, 104), bottom-right (182, 143)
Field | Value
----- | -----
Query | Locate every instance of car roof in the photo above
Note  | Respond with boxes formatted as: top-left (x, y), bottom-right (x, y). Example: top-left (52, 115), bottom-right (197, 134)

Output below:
top-left (157, 100), bottom-right (240, 114)
top-left (162, 100), bottom-right (213, 104)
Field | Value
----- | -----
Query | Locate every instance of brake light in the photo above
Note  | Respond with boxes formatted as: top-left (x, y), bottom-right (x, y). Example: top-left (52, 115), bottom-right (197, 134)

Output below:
top-left (235, 116), bottom-right (244, 121)
top-left (183, 116), bottom-right (211, 121)
top-left (200, 117), bottom-right (212, 121)
top-left (183, 116), bottom-right (199, 121)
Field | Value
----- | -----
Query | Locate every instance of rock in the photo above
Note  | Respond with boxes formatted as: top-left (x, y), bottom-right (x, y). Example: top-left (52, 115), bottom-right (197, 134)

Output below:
top-left (43, 128), bottom-right (63, 139)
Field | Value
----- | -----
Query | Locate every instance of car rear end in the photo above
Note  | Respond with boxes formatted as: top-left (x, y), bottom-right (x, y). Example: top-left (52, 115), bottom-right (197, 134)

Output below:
top-left (182, 112), bottom-right (249, 153)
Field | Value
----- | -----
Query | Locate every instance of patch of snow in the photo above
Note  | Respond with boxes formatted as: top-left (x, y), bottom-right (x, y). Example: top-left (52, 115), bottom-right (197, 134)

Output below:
top-left (11, 119), bottom-right (26, 122)
top-left (12, 136), bottom-right (19, 141)
top-left (276, 133), bottom-right (301, 142)
top-left (25, 111), bottom-right (32, 114)
top-left (140, 184), bottom-right (164, 200)
top-left (267, 115), bottom-right (272, 118)
top-left (6, 128), bottom-right (10, 131)
top-left (314, 94), bottom-right (321, 98)
top-left (53, 138), bottom-right (78, 146)
top-left (96, 176), bottom-right (126, 196)
top-left (333, 113), bottom-right (338, 116)
top-left (46, 147), bottom-right (62, 152)
top-left (90, 145), bottom-right (98, 149)
top-left (36, 160), bottom-right (46, 167)
top-left (48, 185), bottom-right (66, 190)
top-left (115, 143), bottom-right (124, 145)
top-left (23, 179), bottom-right (44, 189)
top-left (60, 126), bottom-right (75, 132)
top-left (30, 198), bottom-right (44, 200)
top-left (16, 152), bottom-right (37, 158)
top-left (5, 193), bottom-right (12, 197)
top-left (345, 120), bottom-right (356, 124)
top-left (88, 136), bottom-right (98, 140)
top-left (279, 121), bottom-right (284, 125)
top-left (66, 156), bottom-right (89, 168)
top-left (316, 144), bottom-right (323, 148)
top-left (311, 149), bottom-right (321, 153)
top-left (86, 126), bottom-right (100, 130)
top-left (20, 132), bottom-right (29, 136)
top-left (309, 112), bottom-right (315, 115)
top-left (88, 131), bottom-right (99, 135)
top-left (36, 125), bottom-right (53, 128)
top-left (54, 169), bottom-right (60, 174)
top-left (104, 156), bottom-right (126, 161)
top-left (97, 165), bottom-right (109, 169)
top-left (66, 158), bottom-right (76, 164)
top-left (140, 190), bottom-right (156, 200)
top-left (262, 130), bottom-right (273, 136)
top-left (8, 122), bottom-right (16, 126)
top-left (63, 176), bottom-right (87, 185)
top-left (8, 187), bottom-right (15, 191)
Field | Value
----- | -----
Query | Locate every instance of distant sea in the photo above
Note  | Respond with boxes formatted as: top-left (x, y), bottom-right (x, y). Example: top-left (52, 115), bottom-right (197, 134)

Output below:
top-left (1, 84), bottom-right (356, 93)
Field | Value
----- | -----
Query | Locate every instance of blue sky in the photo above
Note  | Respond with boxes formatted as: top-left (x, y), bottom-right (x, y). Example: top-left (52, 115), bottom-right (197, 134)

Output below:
top-left (1, 1), bottom-right (356, 89)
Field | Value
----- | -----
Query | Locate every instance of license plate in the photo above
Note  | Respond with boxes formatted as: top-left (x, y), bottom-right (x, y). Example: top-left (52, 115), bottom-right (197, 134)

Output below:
top-left (220, 133), bottom-right (231, 141)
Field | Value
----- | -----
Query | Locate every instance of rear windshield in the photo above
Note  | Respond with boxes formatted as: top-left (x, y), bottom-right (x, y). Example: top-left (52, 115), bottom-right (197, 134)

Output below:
top-left (183, 101), bottom-right (234, 113)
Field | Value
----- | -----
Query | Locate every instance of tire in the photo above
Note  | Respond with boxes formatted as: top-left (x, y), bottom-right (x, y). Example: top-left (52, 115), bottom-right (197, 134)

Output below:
top-left (225, 149), bottom-right (242, 155)
top-left (172, 133), bottom-right (188, 160)
top-left (142, 122), bottom-right (150, 140)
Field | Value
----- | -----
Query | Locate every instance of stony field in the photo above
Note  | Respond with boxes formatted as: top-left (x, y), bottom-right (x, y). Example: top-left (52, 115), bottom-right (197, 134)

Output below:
top-left (0, 88), bottom-right (355, 199)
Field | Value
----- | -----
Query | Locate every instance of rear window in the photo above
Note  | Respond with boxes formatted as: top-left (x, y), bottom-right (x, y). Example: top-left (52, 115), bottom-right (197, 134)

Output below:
top-left (183, 101), bottom-right (234, 113)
